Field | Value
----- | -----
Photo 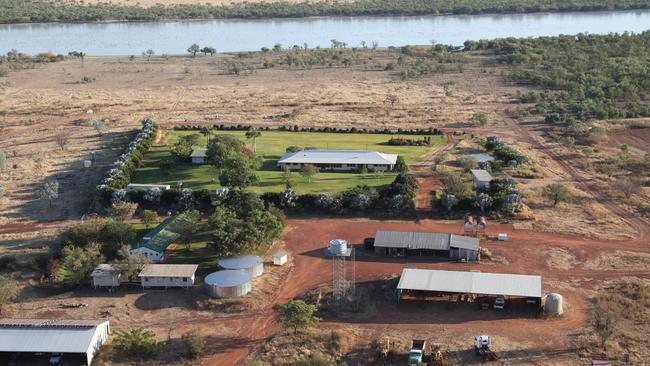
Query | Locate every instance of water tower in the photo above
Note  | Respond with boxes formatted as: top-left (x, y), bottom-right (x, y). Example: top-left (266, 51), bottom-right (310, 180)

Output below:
top-left (327, 239), bottom-right (355, 302)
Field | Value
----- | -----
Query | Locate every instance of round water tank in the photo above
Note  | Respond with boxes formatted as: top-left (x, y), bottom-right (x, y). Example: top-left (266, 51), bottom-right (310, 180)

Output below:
top-left (329, 239), bottom-right (347, 256)
top-left (219, 255), bottom-right (264, 277)
top-left (545, 293), bottom-right (564, 315)
top-left (204, 270), bottom-right (252, 298)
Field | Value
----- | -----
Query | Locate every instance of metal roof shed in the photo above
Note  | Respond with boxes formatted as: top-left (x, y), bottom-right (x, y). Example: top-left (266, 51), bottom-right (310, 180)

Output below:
top-left (0, 319), bottom-right (110, 365)
top-left (397, 268), bottom-right (542, 298)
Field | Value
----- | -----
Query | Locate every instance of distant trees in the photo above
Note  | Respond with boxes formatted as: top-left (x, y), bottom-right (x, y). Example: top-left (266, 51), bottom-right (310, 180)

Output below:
top-left (170, 137), bottom-right (193, 160)
top-left (144, 49), bottom-right (155, 61)
top-left (187, 43), bottom-right (200, 57)
top-left (37, 179), bottom-right (59, 207)
top-left (200, 46), bottom-right (216, 56)
top-left (542, 183), bottom-right (571, 207)
top-left (472, 112), bottom-right (488, 127)
top-left (273, 300), bottom-right (319, 335)
top-left (300, 164), bottom-right (319, 183)
top-left (614, 177), bottom-right (642, 199)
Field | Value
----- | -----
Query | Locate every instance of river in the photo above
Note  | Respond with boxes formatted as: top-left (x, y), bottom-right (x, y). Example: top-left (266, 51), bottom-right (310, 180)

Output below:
top-left (1, 10), bottom-right (649, 55)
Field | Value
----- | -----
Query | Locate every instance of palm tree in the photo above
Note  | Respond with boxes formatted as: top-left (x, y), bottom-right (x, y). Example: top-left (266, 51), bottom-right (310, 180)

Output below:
top-left (245, 127), bottom-right (262, 153)
top-left (200, 126), bottom-right (214, 145)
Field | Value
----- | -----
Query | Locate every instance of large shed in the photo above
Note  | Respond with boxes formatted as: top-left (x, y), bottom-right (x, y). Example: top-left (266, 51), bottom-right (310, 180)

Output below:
top-left (0, 319), bottom-right (110, 365)
top-left (219, 255), bottom-right (264, 277)
top-left (139, 264), bottom-right (198, 288)
top-left (204, 270), bottom-right (252, 298)
top-left (373, 230), bottom-right (480, 261)
top-left (397, 268), bottom-right (542, 300)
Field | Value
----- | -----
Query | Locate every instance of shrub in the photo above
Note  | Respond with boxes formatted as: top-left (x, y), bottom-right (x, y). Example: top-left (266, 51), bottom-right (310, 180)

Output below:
top-left (181, 329), bottom-right (206, 359)
top-left (112, 327), bottom-right (161, 358)
top-left (0, 256), bottom-right (19, 272)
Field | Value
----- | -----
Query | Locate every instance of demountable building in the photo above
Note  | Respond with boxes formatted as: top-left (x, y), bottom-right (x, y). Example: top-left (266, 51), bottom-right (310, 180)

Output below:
top-left (219, 255), bottom-right (264, 277)
top-left (0, 319), bottom-right (110, 365)
top-left (90, 264), bottom-right (121, 288)
top-left (204, 270), bottom-right (252, 298)
top-left (272, 251), bottom-right (288, 266)
top-left (190, 148), bottom-right (208, 164)
top-left (470, 169), bottom-right (493, 190)
top-left (139, 264), bottom-right (198, 288)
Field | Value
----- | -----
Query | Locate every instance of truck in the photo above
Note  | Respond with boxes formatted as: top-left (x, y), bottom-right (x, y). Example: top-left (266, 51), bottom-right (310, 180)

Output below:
top-left (493, 295), bottom-right (505, 310)
top-left (474, 335), bottom-right (498, 361)
top-left (408, 339), bottom-right (427, 365)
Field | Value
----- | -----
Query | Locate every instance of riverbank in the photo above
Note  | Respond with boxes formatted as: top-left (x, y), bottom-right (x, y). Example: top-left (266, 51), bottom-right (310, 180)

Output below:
top-left (2, 0), bottom-right (650, 24)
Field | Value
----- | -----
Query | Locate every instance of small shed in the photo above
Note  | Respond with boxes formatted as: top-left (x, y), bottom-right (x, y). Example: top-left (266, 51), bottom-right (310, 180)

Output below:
top-left (272, 251), bottom-right (288, 266)
top-left (219, 255), bottom-right (264, 277)
top-left (191, 148), bottom-right (208, 164)
top-left (90, 264), bottom-right (121, 288)
top-left (139, 264), bottom-right (198, 288)
top-left (204, 270), bottom-right (252, 298)
top-left (125, 183), bottom-right (171, 192)
top-left (470, 169), bottom-right (493, 190)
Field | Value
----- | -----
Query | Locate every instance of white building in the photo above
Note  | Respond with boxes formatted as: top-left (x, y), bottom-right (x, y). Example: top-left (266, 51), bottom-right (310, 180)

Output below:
top-left (273, 251), bottom-right (288, 266)
top-left (0, 319), bottom-right (110, 365)
top-left (125, 183), bottom-right (171, 192)
top-left (190, 148), bottom-right (208, 164)
top-left (90, 264), bottom-right (121, 288)
top-left (130, 216), bottom-right (180, 262)
top-left (139, 264), bottom-right (198, 289)
top-left (471, 169), bottom-right (493, 190)
top-left (277, 150), bottom-right (398, 172)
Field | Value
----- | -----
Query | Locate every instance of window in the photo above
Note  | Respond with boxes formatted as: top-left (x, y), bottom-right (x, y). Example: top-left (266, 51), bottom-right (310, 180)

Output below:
top-left (183, 278), bottom-right (187, 282)
top-left (144, 277), bottom-right (149, 282)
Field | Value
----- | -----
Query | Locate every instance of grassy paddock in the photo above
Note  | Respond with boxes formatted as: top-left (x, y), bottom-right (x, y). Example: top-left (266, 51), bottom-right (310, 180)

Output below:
top-left (132, 130), bottom-right (443, 194)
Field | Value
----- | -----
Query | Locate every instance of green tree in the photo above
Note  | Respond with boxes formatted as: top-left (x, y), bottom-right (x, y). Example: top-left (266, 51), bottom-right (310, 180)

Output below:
top-left (171, 138), bottom-right (193, 159)
top-left (145, 49), bottom-right (155, 61)
top-left (219, 153), bottom-right (260, 189)
top-left (459, 156), bottom-right (478, 171)
top-left (140, 210), bottom-right (158, 229)
top-left (542, 183), bottom-right (571, 207)
top-left (300, 164), bottom-right (319, 183)
top-left (92, 119), bottom-right (106, 136)
top-left (110, 201), bottom-right (138, 221)
top-left (441, 194), bottom-right (458, 212)
top-left (160, 158), bottom-right (175, 175)
top-left (200, 126), bottom-right (214, 144)
top-left (443, 173), bottom-right (472, 199)
top-left (187, 43), bottom-right (200, 57)
top-left (273, 300), bottom-right (320, 335)
top-left (116, 245), bottom-right (150, 281)
top-left (208, 206), bottom-right (243, 256)
top-left (245, 127), bottom-right (262, 153)
top-left (474, 192), bottom-right (493, 213)
top-left (281, 165), bottom-right (294, 188)
top-left (181, 329), bottom-right (206, 359)
top-left (37, 179), bottom-right (59, 208)
top-left (620, 143), bottom-right (629, 156)
top-left (472, 112), bottom-right (488, 126)
top-left (113, 327), bottom-right (161, 357)
top-left (394, 155), bottom-right (408, 173)
top-left (0, 275), bottom-right (19, 315)
top-left (0, 150), bottom-right (5, 169)
top-left (54, 243), bottom-right (104, 286)
top-left (200, 46), bottom-right (216, 56)
top-left (100, 220), bottom-right (137, 260)
top-left (171, 209), bottom-right (202, 251)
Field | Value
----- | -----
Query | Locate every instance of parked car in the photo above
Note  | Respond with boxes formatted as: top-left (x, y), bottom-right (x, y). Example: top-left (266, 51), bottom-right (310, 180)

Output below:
top-left (363, 237), bottom-right (375, 250)
top-left (493, 296), bottom-right (505, 310)
top-left (49, 353), bottom-right (62, 365)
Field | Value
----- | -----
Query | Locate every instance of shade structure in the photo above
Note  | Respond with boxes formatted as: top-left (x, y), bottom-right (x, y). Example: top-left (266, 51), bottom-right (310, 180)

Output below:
top-left (204, 270), bottom-right (252, 298)
top-left (219, 255), bottom-right (264, 277)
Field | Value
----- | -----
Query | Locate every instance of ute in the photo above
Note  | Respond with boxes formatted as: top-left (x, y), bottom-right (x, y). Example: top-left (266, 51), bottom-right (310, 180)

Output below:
top-left (493, 295), bottom-right (505, 310)
top-left (474, 335), bottom-right (498, 361)
top-left (408, 339), bottom-right (427, 365)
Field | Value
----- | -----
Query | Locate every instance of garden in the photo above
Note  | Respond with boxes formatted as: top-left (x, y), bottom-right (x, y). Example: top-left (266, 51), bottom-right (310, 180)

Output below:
top-left (132, 129), bottom-right (444, 194)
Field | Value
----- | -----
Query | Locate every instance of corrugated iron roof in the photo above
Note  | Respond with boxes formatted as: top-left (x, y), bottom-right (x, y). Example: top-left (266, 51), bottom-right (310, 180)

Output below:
top-left (132, 216), bottom-right (180, 253)
top-left (464, 153), bottom-right (495, 163)
top-left (470, 169), bottom-right (493, 182)
top-left (190, 148), bottom-right (207, 158)
top-left (90, 264), bottom-right (122, 277)
top-left (278, 150), bottom-right (398, 165)
top-left (374, 230), bottom-right (479, 251)
top-left (397, 269), bottom-right (542, 298)
top-left (0, 319), bottom-right (109, 354)
top-left (139, 264), bottom-right (198, 278)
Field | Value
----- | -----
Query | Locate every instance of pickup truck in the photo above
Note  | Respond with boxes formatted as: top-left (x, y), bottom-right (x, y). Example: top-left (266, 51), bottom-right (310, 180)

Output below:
top-left (493, 296), bottom-right (505, 310)
top-left (408, 339), bottom-right (427, 365)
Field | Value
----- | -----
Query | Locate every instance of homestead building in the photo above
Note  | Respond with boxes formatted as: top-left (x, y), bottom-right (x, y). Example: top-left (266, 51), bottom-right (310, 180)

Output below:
top-left (139, 264), bottom-right (198, 289)
top-left (277, 150), bottom-right (398, 172)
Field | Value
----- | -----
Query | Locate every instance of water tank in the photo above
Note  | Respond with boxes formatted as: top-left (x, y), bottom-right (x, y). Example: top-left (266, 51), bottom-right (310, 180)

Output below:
top-left (477, 216), bottom-right (487, 231)
top-left (544, 293), bottom-right (564, 315)
top-left (219, 255), bottom-right (264, 277)
top-left (204, 270), bottom-right (252, 298)
top-left (83, 160), bottom-right (92, 168)
top-left (329, 239), bottom-right (348, 256)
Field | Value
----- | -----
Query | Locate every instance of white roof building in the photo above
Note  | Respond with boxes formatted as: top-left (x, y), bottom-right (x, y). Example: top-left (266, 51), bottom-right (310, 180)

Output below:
top-left (397, 269), bottom-right (542, 298)
top-left (139, 264), bottom-right (198, 288)
top-left (277, 150), bottom-right (398, 172)
top-left (0, 319), bottom-right (110, 365)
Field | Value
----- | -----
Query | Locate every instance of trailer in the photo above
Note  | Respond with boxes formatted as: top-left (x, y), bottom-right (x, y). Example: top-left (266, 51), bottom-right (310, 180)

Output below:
top-left (474, 335), bottom-right (498, 361)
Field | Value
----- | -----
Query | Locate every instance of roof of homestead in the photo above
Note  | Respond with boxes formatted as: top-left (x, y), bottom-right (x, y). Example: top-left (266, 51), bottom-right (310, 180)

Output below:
top-left (373, 230), bottom-right (480, 251)
top-left (278, 150), bottom-right (398, 165)
top-left (397, 268), bottom-right (542, 298)
top-left (132, 216), bottom-right (180, 253)
top-left (138, 264), bottom-right (199, 278)
top-left (190, 148), bottom-right (207, 158)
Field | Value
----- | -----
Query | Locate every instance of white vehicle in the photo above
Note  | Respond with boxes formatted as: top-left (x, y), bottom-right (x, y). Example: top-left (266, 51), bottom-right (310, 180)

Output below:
top-left (493, 296), bottom-right (505, 310)
top-left (474, 335), bottom-right (498, 361)
top-left (49, 353), bottom-right (62, 365)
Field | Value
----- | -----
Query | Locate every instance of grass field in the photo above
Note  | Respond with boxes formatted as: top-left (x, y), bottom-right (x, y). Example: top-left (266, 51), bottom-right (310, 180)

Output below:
top-left (132, 130), bottom-right (443, 194)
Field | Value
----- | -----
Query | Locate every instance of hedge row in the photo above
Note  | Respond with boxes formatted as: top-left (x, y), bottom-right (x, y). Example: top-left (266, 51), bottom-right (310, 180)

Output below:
top-left (174, 124), bottom-right (445, 136)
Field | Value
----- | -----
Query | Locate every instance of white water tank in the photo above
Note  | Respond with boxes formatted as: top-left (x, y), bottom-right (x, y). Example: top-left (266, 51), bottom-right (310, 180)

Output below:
top-left (83, 160), bottom-right (92, 168)
top-left (329, 239), bottom-right (348, 256)
top-left (545, 293), bottom-right (564, 315)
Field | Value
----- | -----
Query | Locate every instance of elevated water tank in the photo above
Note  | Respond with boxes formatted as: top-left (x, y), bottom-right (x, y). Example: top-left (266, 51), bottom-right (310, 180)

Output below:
top-left (204, 270), bottom-right (252, 298)
top-left (219, 255), bottom-right (264, 277)
top-left (329, 239), bottom-right (348, 256)
top-left (544, 293), bottom-right (564, 315)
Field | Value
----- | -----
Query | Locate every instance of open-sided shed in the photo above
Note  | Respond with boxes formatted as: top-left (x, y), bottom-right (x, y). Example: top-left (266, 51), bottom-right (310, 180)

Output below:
top-left (373, 230), bottom-right (480, 261)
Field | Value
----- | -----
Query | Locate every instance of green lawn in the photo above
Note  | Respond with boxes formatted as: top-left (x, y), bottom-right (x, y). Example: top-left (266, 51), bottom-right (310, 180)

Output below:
top-left (132, 130), bottom-right (444, 194)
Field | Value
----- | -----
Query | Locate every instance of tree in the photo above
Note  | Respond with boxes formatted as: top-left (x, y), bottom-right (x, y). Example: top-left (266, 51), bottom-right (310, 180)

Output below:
top-left (592, 307), bottom-right (617, 352)
top-left (614, 177), bottom-right (641, 199)
top-left (459, 156), bottom-right (478, 171)
top-left (160, 158), bottom-right (175, 175)
top-left (187, 43), bottom-right (200, 57)
top-left (37, 179), bottom-right (59, 207)
top-left (54, 132), bottom-right (71, 151)
top-left (472, 112), bottom-right (488, 126)
top-left (394, 155), bottom-right (408, 173)
top-left (117, 245), bottom-right (150, 281)
top-left (110, 201), bottom-right (138, 221)
top-left (53, 243), bottom-right (104, 286)
top-left (145, 49), bottom-right (155, 61)
top-left (273, 300), bottom-right (319, 335)
top-left (219, 153), bottom-right (260, 189)
top-left (433, 153), bottom-right (447, 172)
top-left (441, 194), bottom-right (458, 212)
top-left (200, 46), bottom-right (216, 56)
top-left (360, 165), bottom-right (368, 178)
top-left (281, 165), bottom-right (294, 188)
top-left (140, 210), bottom-right (158, 229)
top-left (542, 183), bottom-right (570, 207)
top-left (0, 275), bottom-right (19, 315)
top-left (300, 164), bottom-right (319, 183)
top-left (171, 209), bottom-right (202, 251)
top-left (113, 327), bottom-right (161, 357)
top-left (200, 126), bottom-right (214, 144)
top-left (443, 173), bottom-right (471, 199)
top-left (100, 220), bottom-right (137, 260)
top-left (92, 119), bottom-right (106, 136)
top-left (181, 329), bottom-right (206, 359)
top-left (620, 144), bottom-right (629, 155)
top-left (245, 127), bottom-right (262, 153)
top-left (208, 206), bottom-right (243, 256)
top-left (171, 137), bottom-right (193, 159)
top-left (474, 192), bottom-right (493, 213)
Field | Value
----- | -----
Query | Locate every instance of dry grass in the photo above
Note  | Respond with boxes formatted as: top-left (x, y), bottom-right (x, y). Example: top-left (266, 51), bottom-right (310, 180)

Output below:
top-left (584, 250), bottom-right (650, 271)
top-left (70, 0), bottom-right (334, 7)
